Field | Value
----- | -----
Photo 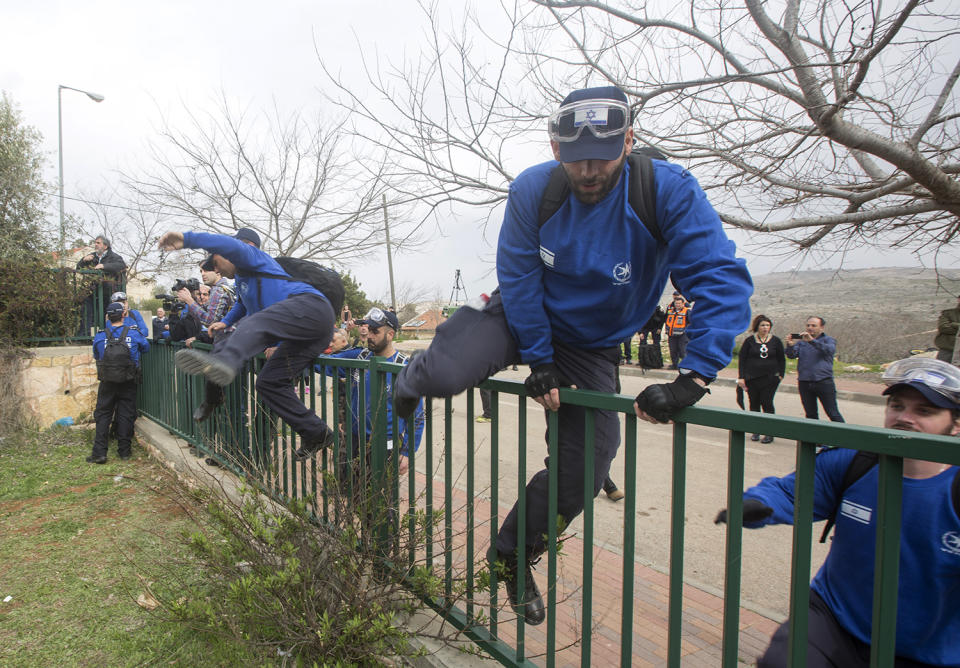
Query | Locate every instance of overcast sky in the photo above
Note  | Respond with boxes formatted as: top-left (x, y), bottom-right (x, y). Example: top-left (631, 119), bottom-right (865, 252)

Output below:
top-left (4, 0), bottom-right (957, 303)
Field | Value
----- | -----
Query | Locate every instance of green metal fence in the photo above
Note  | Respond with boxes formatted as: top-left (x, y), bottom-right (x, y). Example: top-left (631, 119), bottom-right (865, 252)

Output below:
top-left (137, 345), bottom-right (960, 667)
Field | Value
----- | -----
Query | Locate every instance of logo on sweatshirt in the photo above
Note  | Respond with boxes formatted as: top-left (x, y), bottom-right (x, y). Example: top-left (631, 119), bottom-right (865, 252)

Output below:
top-left (540, 246), bottom-right (555, 269)
top-left (612, 261), bottom-right (631, 285)
top-left (943, 531), bottom-right (960, 556)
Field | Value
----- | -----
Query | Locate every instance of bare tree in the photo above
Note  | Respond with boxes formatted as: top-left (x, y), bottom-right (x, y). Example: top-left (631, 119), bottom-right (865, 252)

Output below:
top-left (324, 0), bottom-right (960, 254)
top-left (123, 94), bottom-right (425, 266)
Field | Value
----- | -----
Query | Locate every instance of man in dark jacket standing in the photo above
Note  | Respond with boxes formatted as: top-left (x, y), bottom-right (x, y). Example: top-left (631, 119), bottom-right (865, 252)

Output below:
top-left (785, 316), bottom-right (845, 423)
top-left (77, 235), bottom-right (127, 332)
top-left (157, 230), bottom-right (336, 454)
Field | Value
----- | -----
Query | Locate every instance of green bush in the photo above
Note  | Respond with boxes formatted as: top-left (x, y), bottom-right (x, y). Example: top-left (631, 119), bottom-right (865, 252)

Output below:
top-left (0, 260), bottom-right (98, 344)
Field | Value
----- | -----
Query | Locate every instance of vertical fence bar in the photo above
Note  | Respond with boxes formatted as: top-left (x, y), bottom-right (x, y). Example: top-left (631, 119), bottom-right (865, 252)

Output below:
top-left (787, 441), bottom-right (817, 668)
top-left (546, 408), bottom-right (559, 667)
top-left (489, 389), bottom-right (500, 635)
top-left (425, 398), bottom-right (434, 568)
top-left (515, 394), bottom-right (527, 663)
top-left (466, 389), bottom-right (476, 622)
top-left (620, 413), bottom-right (638, 667)
top-left (870, 454), bottom-right (903, 668)
top-left (444, 396), bottom-right (454, 603)
top-left (580, 409), bottom-right (596, 666)
top-left (721, 430), bottom-right (746, 667)
top-left (667, 421), bottom-right (688, 668)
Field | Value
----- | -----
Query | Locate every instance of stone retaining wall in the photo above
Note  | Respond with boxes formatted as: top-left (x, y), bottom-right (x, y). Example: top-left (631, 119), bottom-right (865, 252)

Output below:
top-left (21, 346), bottom-right (98, 427)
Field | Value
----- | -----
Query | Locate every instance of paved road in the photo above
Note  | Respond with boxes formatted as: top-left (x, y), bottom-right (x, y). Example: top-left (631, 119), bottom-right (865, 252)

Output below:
top-left (402, 354), bottom-right (887, 620)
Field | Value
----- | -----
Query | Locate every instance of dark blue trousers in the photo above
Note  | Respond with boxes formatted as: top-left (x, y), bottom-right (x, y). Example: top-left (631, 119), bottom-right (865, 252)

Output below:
top-left (798, 378), bottom-right (845, 423)
top-left (396, 292), bottom-right (622, 559)
top-left (759, 591), bottom-right (933, 667)
top-left (210, 293), bottom-right (334, 441)
top-left (93, 380), bottom-right (137, 458)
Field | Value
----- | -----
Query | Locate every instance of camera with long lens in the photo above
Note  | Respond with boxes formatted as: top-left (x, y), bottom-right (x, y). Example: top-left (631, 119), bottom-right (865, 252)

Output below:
top-left (172, 277), bottom-right (200, 293)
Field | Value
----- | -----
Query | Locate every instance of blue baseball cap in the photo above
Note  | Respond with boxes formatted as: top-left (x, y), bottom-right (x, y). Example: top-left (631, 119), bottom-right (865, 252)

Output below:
top-left (551, 86), bottom-right (631, 163)
top-left (106, 302), bottom-right (124, 316)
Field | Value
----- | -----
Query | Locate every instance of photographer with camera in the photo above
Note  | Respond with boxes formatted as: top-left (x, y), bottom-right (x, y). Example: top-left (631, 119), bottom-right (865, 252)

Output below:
top-left (176, 256), bottom-right (236, 339)
top-left (160, 278), bottom-right (205, 344)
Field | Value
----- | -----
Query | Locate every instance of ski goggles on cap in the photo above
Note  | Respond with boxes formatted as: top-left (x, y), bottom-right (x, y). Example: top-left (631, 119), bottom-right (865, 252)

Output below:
top-left (548, 99), bottom-right (631, 143)
top-left (110, 291), bottom-right (127, 302)
top-left (881, 357), bottom-right (960, 408)
top-left (361, 307), bottom-right (398, 330)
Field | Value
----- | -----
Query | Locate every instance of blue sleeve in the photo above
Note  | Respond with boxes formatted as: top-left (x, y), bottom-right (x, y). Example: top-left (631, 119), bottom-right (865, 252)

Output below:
top-left (741, 448), bottom-right (858, 528)
top-left (314, 348), bottom-right (362, 377)
top-left (136, 330), bottom-right (150, 354)
top-left (654, 164), bottom-right (753, 377)
top-left (496, 168), bottom-right (555, 365)
top-left (92, 333), bottom-right (105, 360)
top-left (182, 231), bottom-right (283, 275)
top-left (809, 335), bottom-right (836, 359)
top-left (398, 398), bottom-right (425, 455)
top-left (131, 310), bottom-right (147, 333)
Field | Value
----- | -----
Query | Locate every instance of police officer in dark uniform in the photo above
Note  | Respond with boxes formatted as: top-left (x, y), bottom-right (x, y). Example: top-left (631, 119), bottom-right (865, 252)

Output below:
top-left (89, 302), bottom-right (150, 463)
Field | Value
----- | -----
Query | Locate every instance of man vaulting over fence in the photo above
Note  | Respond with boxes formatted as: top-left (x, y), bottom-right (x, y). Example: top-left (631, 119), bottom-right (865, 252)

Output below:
top-left (391, 85), bottom-right (753, 625)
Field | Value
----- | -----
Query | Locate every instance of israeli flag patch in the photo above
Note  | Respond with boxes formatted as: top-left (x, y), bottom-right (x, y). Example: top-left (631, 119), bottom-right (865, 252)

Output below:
top-left (574, 106), bottom-right (608, 127)
top-left (539, 246), bottom-right (555, 268)
top-left (840, 499), bottom-right (872, 525)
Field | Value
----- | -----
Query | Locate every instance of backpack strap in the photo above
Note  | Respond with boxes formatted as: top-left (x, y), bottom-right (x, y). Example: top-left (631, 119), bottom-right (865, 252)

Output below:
top-left (819, 450), bottom-right (879, 543)
top-left (111, 325), bottom-right (131, 343)
top-left (537, 152), bottom-right (664, 245)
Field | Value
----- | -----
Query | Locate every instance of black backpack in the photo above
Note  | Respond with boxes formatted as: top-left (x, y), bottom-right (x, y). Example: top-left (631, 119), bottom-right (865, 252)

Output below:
top-left (538, 149), bottom-right (665, 244)
top-left (97, 326), bottom-right (137, 383)
top-left (250, 257), bottom-right (345, 316)
top-left (819, 450), bottom-right (960, 542)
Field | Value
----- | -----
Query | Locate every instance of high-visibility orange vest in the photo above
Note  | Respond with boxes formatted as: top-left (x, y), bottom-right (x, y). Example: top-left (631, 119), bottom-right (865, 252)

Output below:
top-left (665, 306), bottom-right (689, 335)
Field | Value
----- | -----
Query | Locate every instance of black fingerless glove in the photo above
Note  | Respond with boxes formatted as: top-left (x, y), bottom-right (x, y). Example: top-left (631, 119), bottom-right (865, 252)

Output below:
top-left (634, 374), bottom-right (708, 423)
top-left (524, 363), bottom-right (570, 398)
top-left (714, 498), bottom-right (774, 525)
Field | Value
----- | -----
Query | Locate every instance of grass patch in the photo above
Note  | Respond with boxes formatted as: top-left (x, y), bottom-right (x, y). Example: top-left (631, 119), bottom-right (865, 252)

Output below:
top-left (0, 427), bottom-right (258, 666)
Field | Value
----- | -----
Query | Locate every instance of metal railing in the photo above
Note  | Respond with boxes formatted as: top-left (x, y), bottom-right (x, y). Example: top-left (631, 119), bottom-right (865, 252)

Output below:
top-left (137, 345), bottom-right (960, 667)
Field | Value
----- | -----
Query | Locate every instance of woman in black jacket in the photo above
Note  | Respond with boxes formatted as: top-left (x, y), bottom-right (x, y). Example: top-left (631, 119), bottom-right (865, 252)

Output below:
top-left (737, 314), bottom-right (785, 443)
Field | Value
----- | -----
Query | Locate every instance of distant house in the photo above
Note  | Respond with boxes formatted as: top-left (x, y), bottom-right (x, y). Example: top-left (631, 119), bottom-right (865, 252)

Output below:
top-left (400, 309), bottom-right (447, 339)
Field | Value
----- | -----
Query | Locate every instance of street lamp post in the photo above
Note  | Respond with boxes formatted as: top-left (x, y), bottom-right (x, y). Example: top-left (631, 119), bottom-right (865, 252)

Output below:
top-left (58, 84), bottom-right (104, 260)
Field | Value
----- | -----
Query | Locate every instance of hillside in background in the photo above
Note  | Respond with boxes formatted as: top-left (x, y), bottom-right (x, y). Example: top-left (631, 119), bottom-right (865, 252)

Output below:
top-left (743, 267), bottom-right (960, 363)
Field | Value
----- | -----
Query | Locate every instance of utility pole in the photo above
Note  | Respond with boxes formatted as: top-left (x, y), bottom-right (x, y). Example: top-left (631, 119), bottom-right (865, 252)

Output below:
top-left (382, 194), bottom-right (397, 311)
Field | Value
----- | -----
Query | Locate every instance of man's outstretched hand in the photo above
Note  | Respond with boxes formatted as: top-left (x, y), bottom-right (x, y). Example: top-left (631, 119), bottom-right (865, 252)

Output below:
top-left (634, 374), bottom-right (707, 423)
top-left (714, 498), bottom-right (774, 525)
top-left (158, 231), bottom-right (184, 251)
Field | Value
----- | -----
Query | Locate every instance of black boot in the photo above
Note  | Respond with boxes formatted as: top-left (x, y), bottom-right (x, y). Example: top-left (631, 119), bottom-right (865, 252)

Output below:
top-left (488, 547), bottom-right (545, 626)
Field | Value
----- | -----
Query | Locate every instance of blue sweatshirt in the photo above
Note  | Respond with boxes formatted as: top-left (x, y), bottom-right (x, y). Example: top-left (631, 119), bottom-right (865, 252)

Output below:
top-left (123, 309), bottom-right (147, 334)
top-left (316, 348), bottom-right (425, 455)
top-left (785, 333), bottom-right (837, 381)
top-left (743, 448), bottom-right (960, 666)
top-left (93, 322), bottom-right (150, 367)
top-left (181, 232), bottom-right (324, 328)
top-left (496, 158), bottom-right (753, 377)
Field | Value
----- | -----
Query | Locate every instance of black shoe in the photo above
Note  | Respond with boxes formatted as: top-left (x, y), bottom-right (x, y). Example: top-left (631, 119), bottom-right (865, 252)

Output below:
top-left (488, 548), bottom-right (545, 626)
top-left (295, 427), bottom-right (335, 460)
top-left (118, 453), bottom-right (132, 460)
top-left (86, 455), bottom-right (107, 464)
top-left (205, 457), bottom-right (221, 467)
top-left (761, 435), bottom-right (774, 444)
top-left (750, 433), bottom-right (761, 442)
top-left (193, 401), bottom-right (219, 423)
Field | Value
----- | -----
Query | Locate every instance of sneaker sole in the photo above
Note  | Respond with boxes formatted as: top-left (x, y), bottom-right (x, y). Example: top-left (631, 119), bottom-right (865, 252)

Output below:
top-left (175, 350), bottom-right (236, 386)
